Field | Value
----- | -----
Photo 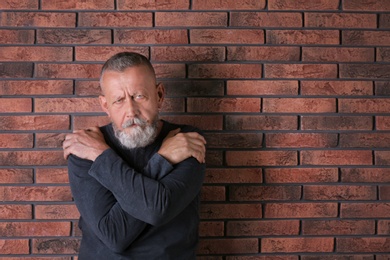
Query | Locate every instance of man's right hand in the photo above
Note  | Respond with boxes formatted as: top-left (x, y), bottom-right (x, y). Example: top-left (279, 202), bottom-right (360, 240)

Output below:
top-left (158, 128), bottom-right (207, 165)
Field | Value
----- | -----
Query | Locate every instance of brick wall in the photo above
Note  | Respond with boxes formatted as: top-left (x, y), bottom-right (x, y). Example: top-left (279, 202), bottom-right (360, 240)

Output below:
top-left (1, 0), bottom-right (390, 259)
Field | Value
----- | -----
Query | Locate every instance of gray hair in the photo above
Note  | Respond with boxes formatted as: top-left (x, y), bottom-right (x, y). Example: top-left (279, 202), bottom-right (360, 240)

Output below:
top-left (100, 52), bottom-right (156, 90)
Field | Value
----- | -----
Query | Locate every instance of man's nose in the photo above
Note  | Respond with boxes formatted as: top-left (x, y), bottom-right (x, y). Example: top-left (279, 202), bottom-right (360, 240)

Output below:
top-left (125, 98), bottom-right (138, 117)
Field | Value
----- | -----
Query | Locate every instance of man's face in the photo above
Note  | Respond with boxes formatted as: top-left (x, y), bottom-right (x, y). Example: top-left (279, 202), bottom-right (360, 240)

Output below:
top-left (99, 65), bottom-right (165, 148)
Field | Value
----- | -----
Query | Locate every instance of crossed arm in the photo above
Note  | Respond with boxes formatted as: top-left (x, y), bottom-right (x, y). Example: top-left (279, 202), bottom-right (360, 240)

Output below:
top-left (64, 126), bottom-right (206, 252)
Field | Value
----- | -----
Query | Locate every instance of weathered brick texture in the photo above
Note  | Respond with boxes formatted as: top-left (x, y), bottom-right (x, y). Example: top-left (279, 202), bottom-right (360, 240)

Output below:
top-left (0, 0), bottom-right (389, 258)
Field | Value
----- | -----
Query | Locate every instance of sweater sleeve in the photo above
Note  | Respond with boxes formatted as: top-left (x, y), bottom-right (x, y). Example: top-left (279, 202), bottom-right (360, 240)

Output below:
top-left (67, 155), bottom-right (148, 253)
top-left (89, 149), bottom-right (205, 226)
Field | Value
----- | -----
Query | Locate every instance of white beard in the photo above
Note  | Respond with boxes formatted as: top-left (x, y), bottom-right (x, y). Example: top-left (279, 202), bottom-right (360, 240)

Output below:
top-left (113, 117), bottom-right (158, 149)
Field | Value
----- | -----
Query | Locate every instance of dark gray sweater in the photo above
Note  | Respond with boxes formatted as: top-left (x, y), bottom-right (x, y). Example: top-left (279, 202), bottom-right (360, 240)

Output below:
top-left (68, 120), bottom-right (205, 259)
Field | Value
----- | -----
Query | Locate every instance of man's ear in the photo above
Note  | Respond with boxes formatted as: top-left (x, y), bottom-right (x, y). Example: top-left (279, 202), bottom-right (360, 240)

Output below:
top-left (156, 82), bottom-right (165, 109)
top-left (99, 95), bottom-right (110, 116)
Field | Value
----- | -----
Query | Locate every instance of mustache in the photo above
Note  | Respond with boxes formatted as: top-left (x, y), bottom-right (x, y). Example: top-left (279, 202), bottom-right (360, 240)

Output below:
top-left (122, 117), bottom-right (148, 128)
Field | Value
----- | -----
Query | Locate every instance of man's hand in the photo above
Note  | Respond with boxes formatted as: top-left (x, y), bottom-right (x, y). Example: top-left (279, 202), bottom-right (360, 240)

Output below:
top-left (63, 127), bottom-right (110, 161)
top-left (158, 128), bottom-right (207, 165)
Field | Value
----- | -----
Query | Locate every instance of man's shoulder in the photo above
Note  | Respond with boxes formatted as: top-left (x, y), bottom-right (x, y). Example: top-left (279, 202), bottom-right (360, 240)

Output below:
top-left (162, 120), bottom-right (203, 135)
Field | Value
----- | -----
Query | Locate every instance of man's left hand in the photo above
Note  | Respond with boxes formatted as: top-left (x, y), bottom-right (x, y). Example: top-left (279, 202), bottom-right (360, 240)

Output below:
top-left (63, 126), bottom-right (109, 161)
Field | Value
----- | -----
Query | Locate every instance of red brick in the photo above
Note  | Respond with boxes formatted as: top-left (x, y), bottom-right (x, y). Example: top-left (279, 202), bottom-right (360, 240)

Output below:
top-left (188, 98), bottom-right (260, 113)
top-left (340, 64), bottom-right (390, 79)
top-left (339, 99), bottom-right (390, 113)
top-left (227, 220), bottom-right (299, 236)
top-left (377, 47), bottom-right (390, 61)
top-left (161, 98), bottom-right (185, 112)
top-left (36, 133), bottom-right (66, 148)
top-left (193, 0), bottom-right (265, 10)
top-left (155, 12), bottom-right (227, 27)
top-left (230, 186), bottom-right (301, 201)
top-left (201, 186), bottom-right (225, 201)
top-left (75, 80), bottom-right (100, 95)
top-left (41, 0), bottom-right (114, 9)
top-left (227, 256), bottom-right (298, 260)
top-left (35, 205), bottom-right (79, 219)
top-left (0, 29), bottom-right (34, 44)
top-left (377, 255), bottom-right (390, 260)
top-left (36, 168), bottom-right (69, 184)
top-left (205, 168), bottom-right (262, 184)
top-left (191, 29), bottom-right (264, 44)
top-left (0, 98), bottom-right (31, 112)
top-left (79, 12), bottom-right (151, 27)
top-left (337, 238), bottom-right (390, 252)
top-left (377, 116), bottom-right (390, 130)
top-left (0, 239), bottom-right (29, 254)
top-left (301, 150), bottom-right (372, 165)
top-left (118, 0), bottom-right (188, 10)
top-left (262, 237), bottom-right (334, 253)
top-left (226, 115), bottom-right (297, 130)
top-left (341, 168), bottom-right (390, 183)
top-left (0, 0), bottom-right (38, 9)
top-left (302, 47), bottom-right (374, 62)
top-left (0, 80), bottom-right (73, 95)
top-left (199, 221), bottom-right (224, 237)
top-left (0, 169), bottom-right (33, 183)
top-left (269, 0), bottom-right (340, 10)
top-left (227, 46), bottom-right (300, 61)
top-left (265, 64), bottom-right (337, 78)
top-left (340, 133), bottom-right (390, 148)
top-left (267, 30), bottom-right (339, 44)
top-left (200, 204), bottom-right (262, 219)
top-left (206, 133), bottom-right (262, 149)
top-left (263, 98), bottom-right (336, 113)
top-left (162, 80), bottom-right (225, 97)
top-left (264, 203), bottom-right (338, 218)
top-left (0, 222), bottom-right (71, 236)
top-left (0, 12), bottom-right (75, 27)
top-left (32, 238), bottom-right (80, 254)
top-left (0, 205), bottom-right (32, 219)
top-left (341, 203), bottom-right (390, 218)
top-left (37, 29), bottom-right (111, 44)
top-left (301, 116), bottom-right (373, 130)
top-left (301, 81), bottom-right (373, 95)
top-left (153, 64), bottom-right (186, 79)
top-left (304, 185), bottom-right (377, 200)
top-left (76, 46), bottom-right (148, 62)
top-left (0, 63), bottom-right (33, 78)
top-left (0, 46), bottom-right (72, 61)
top-left (0, 151), bottom-right (66, 166)
top-left (0, 115), bottom-right (69, 131)
top-left (198, 239), bottom-right (258, 254)
top-left (343, 31), bottom-right (390, 46)
top-left (267, 133), bottom-right (337, 148)
top-left (379, 186), bottom-right (390, 200)
top-left (226, 151), bottom-right (297, 166)
top-left (0, 186), bottom-right (71, 201)
top-left (378, 220), bottom-right (390, 234)
top-left (206, 150), bottom-right (223, 166)
top-left (376, 151), bottom-right (390, 165)
top-left (35, 98), bottom-right (101, 113)
top-left (380, 14), bottom-right (390, 28)
top-left (227, 80), bottom-right (298, 95)
top-left (36, 64), bottom-right (101, 79)
top-left (305, 13), bottom-right (376, 28)
top-left (304, 220), bottom-right (375, 235)
top-left (230, 12), bottom-right (302, 27)
top-left (152, 46), bottom-right (225, 62)
top-left (343, 0), bottom-right (390, 11)
top-left (161, 115), bottom-right (223, 131)
top-left (73, 115), bottom-right (111, 129)
top-left (375, 81), bottom-right (390, 96)
top-left (0, 133), bottom-right (33, 148)
top-left (265, 168), bottom-right (338, 183)
top-left (189, 64), bottom-right (262, 79)
top-left (115, 29), bottom-right (187, 44)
